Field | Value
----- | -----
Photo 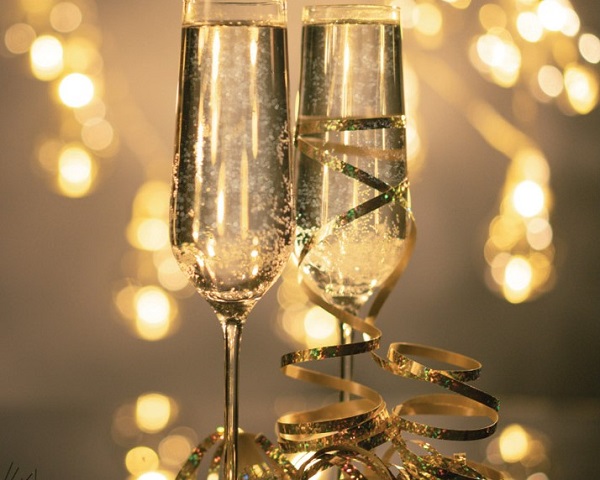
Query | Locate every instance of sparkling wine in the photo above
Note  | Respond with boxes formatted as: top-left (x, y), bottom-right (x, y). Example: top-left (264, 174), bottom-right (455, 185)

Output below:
top-left (171, 22), bottom-right (293, 311)
top-left (296, 19), bottom-right (409, 310)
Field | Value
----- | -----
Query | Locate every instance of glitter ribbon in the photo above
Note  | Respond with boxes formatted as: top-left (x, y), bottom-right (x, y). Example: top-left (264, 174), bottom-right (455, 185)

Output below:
top-left (176, 429), bottom-right (223, 480)
top-left (275, 114), bottom-right (503, 479)
top-left (176, 430), bottom-right (402, 480)
top-left (176, 430), bottom-right (298, 480)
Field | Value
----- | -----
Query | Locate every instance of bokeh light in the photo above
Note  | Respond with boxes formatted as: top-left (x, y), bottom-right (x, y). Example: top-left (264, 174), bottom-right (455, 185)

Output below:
top-left (445, 0), bottom-right (471, 9)
top-left (537, 64), bottom-right (564, 97)
top-left (527, 474), bottom-right (549, 480)
top-left (63, 37), bottom-right (103, 73)
top-left (50, 2), bottom-right (83, 33)
top-left (125, 181), bottom-right (171, 254)
top-left (304, 306), bottom-right (337, 342)
top-left (4, 23), bottom-right (36, 54)
top-left (503, 256), bottom-right (533, 303)
top-left (133, 181), bottom-right (171, 219)
top-left (137, 472), bottom-right (169, 480)
top-left (81, 117), bottom-right (115, 151)
top-left (561, 7), bottom-right (581, 38)
top-left (516, 11), bottom-right (544, 43)
top-left (563, 63), bottom-right (599, 114)
top-left (396, 0), bottom-right (417, 30)
top-left (158, 433), bottom-right (195, 468)
top-left (19, 0), bottom-right (54, 14)
top-left (537, 0), bottom-right (568, 33)
top-left (513, 148), bottom-right (550, 184)
top-left (134, 286), bottom-right (176, 341)
top-left (483, 144), bottom-right (554, 303)
top-left (499, 423), bottom-right (531, 463)
top-left (57, 144), bottom-right (96, 197)
top-left (58, 72), bottom-right (95, 108)
top-left (125, 446), bottom-right (159, 476)
top-left (135, 392), bottom-right (176, 434)
top-left (30, 34), bottom-right (63, 80)
top-left (579, 32), bottom-right (600, 64)
top-left (486, 423), bottom-right (550, 477)
top-left (479, 3), bottom-right (507, 31)
top-left (474, 30), bottom-right (522, 87)
top-left (512, 180), bottom-right (545, 218)
top-left (129, 218), bottom-right (170, 252)
top-left (114, 281), bottom-right (178, 341)
top-left (526, 218), bottom-right (553, 251)
top-left (413, 3), bottom-right (443, 37)
top-left (153, 250), bottom-right (190, 292)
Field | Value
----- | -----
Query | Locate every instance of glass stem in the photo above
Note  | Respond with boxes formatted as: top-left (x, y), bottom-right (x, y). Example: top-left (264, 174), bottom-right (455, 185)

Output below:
top-left (338, 301), bottom-right (360, 403)
top-left (223, 319), bottom-right (243, 480)
top-left (339, 322), bottom-right (354, 403)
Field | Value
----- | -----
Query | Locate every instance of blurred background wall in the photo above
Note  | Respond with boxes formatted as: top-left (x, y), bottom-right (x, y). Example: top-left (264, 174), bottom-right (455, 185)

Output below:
top-left (0, 0), bottom-right (599, 478)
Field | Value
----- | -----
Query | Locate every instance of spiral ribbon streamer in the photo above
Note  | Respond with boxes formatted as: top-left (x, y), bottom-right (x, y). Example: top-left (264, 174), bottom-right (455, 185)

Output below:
top-left (176, 430), bottom-right (398, 480)
top-left (176, 114), bottom-right (502, 479)
top-left (277, 114), bottom-right (502, 478)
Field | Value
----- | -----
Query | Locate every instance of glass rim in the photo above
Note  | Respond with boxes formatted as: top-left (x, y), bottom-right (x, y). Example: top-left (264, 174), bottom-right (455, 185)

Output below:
top-left (183, 0), bottom-right (287, 25)
top-left (302, 4), bottom-right (400, 23)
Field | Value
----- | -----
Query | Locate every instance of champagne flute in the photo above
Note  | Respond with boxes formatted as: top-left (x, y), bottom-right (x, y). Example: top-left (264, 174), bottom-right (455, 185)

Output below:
top-left (170, 1), bottom-right (293, 478)
top-left (294, 4), bottom-right (409, 401)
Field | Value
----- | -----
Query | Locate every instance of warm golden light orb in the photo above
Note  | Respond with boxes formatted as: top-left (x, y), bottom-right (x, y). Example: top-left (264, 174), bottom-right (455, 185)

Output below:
top-left (58, 72), bottom-right (95, 108)
top-left (30, 35), bottom-right (64, 80)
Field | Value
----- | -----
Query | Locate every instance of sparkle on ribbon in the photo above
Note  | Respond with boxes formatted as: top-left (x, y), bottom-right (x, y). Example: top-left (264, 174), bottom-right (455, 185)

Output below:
top-left (274, 112), bottom-right (503, 479)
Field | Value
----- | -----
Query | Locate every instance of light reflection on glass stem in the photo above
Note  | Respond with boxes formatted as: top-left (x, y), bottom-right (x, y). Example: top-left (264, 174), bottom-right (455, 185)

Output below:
top-left (223, 318), bottom-right (243, 480)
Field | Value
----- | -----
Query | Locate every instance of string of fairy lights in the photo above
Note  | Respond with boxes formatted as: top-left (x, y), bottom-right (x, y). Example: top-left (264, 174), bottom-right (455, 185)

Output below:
top-left (3, 0), bottom-right (118, 197)
top-left (463, 0), bottom-right (599, 303)
top-left (2, 0), bottom-right (599, 478)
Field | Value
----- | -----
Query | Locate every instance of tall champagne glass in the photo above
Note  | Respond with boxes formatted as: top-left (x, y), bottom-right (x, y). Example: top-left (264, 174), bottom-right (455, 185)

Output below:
top-left (170, 1), bottom-right (293, 478)
top-left (294, 4), bottom-right (409, 401)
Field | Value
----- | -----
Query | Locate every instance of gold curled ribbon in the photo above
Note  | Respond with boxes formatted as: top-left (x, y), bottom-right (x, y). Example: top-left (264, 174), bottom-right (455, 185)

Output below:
top-left (176, 429), bottom-right (223, 480)
top-left (276, 114), bottom-right (503, 479)
top-left (297, 444), bottom-right (396, 480)
top-left (176, 430), bottom-right (298, 480)
top-left (175, 432), bottom-right (401, 480)
top-left (278, 113), bottom-right (411, 455)
top-left (176, 113), bottom-right (502, 479)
